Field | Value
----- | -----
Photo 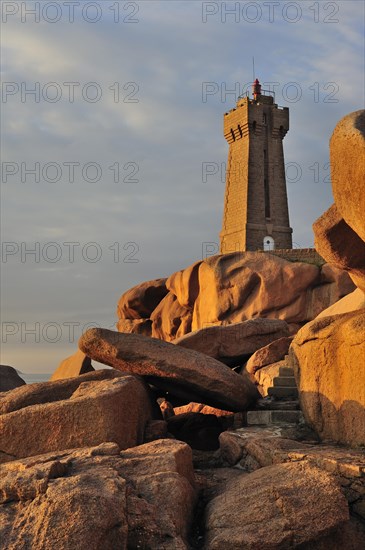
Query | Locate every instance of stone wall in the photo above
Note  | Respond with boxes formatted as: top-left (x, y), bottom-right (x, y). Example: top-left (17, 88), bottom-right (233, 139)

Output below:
top-left (263, 248), bottom-right (325, 266)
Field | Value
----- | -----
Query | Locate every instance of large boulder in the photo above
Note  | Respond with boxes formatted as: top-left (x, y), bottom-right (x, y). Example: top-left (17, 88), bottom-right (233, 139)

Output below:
top-left (117, 439), bottom-right (196, 547)
top-left (191, 252), bottom-right (350, 330)
top-left (0, 439), bottom-right (196, 550)
top-left (150, 292), bottom-right (192, 342)
top-left (0, 370), bottom-right (157, 462)
top-left (245, 336), bottom-right (293, 375)
top-left (218, 428), bottom-right (365, 526)
top-left (289, 310), bottom-right (365, 446)
top-left (330, 110), bottom-right (365, 242)
top-left (204, 461), bottom-right (349, 549)
top-left (313, 204), bottom-right (365, 292)
top-left (116, 277), bottom-right (168, 320)
top-left (50, 350), bottom-right (94, 381)
top-left (316, 288), bottom-right (365, 319)
top-left (0, 445), bottom-right (129, 550)
top-left (115, 253), bottom-right (354, 343)
top-left (79, 328), bottom-right (258, 412)
top-left (0, 365), bottom-right (25, 392)
top-left (174, 319), bottom-right (289, 366)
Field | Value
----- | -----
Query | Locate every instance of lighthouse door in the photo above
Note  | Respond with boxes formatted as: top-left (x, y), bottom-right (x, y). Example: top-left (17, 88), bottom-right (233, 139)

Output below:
top-left (263, 236), bottom-right (275, 251)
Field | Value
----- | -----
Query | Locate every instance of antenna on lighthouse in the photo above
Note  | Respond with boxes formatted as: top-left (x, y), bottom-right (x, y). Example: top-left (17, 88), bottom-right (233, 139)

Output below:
top-left (252, 57), bottom-right (255, 82)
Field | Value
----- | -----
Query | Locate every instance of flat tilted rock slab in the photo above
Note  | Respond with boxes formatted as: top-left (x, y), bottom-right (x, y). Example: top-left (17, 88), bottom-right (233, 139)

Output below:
top-left (174, 319), bottom-right (289, 365)
top-left (79, 328), bottom-right (258, 411)
top-left (0, 372), bottom-right (155, 462)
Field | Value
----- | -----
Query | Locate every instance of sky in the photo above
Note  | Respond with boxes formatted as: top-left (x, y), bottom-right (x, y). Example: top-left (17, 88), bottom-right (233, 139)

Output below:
top-left (1, 0), bottom-right (364, 373)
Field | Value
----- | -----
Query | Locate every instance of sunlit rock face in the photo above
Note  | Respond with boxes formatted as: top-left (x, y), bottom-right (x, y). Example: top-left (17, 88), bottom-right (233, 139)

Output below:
top-left (0, 439), bottom-right (196, 550)
top-left (293, 110), bottom-right (365, 448)
top-left (330, 110), bottom-right (365, 243)
top-left (116, 252), bottom-right (355, 342)
top-left (290, 310), bottom-right (365, 447)
top-left (314, 110), bottom-right (365, 292)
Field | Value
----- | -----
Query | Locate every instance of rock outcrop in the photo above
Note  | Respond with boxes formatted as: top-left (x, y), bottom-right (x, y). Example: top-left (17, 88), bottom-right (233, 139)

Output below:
top-left (0, 365), bottom-right (25, 392)
top-left (330, 109), bottom-right (365, 242)
top-left (0, 370), bottom-right (157, 462)
top-left (218, 427), bottom-right (365, 525)
top-left (204, 461), bottom-right (349, 549)
top-left (0, 439), bottom-right (196, 550)
top-left (174, 319), bottom-right (289, 366)
top-left (79, 328), bottom-right (258, 412)
top-left (50, 350), bottom-right (94, 381)
top-left (296, 109), bottom-right (365, 447)
top-left (192, 252), bottom-right (320, 329)
top-left (290, 310), bottom-right (365, 446)
top-left (116, 253), bottom-right (354, 341)
top-left (313, 110), bottom-right (365, 292)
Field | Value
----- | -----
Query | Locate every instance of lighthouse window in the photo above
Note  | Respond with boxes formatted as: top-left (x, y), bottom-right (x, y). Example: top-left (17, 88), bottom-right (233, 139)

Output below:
top-left (230, 129), bottom-right (236, 141)
top-left (252, 121), bottom-right (257, 132)
top-left (238, 124), bottom-right (243, 137)
top-left (263, 113), bottom-right (267, 125)
top-left (264, 178), bottom-right (271, 218)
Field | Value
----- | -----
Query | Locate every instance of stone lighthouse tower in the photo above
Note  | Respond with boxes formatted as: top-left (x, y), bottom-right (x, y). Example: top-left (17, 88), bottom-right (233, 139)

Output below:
top-left (220, 79), bottom-right (293, 253)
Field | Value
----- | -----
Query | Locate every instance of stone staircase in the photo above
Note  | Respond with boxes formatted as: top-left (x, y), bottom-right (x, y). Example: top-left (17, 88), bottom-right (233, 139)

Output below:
top-left (268, 365), bottom-right (298, 399)
top-left (246, 365), bottom-right (304, 427)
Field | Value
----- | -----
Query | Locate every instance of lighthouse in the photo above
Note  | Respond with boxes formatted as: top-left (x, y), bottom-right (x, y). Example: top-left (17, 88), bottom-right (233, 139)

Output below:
top-left (220, 79), bottom-right (293, 253)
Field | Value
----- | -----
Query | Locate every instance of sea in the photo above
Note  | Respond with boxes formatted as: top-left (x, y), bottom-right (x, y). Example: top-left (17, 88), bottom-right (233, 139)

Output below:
top-left (19, 373), bottom-right (52, 384)
top-left (18, 367), bottom-right (111, 384)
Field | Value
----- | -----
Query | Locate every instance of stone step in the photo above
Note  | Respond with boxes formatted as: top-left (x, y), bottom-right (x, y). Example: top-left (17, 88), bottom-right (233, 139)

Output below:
top-left (279, 366), bottom-right (294, 377)
top-left (273, 376), bottom-right (297, 388)
top-left (268, 386), bottom-right (299, 399)
top-left (254, 398), bottom-right (300, 411)
top-left (247, 409), bottom-right (304, 426)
